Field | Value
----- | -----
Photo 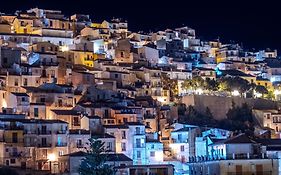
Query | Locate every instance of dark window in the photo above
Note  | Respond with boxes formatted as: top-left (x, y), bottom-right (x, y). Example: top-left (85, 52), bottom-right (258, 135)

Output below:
top-left (10, 159), bottom-right (16, 164)
top-left (34, 108), bottom-right (39, 117)
top-left (3, 57), bottom-right (7, 64)
top-left (12, 132), bottom-right (18, 143)
top-left (73, 117), bottom-right (80, 126)
top-left (24, 78), bottom-right (28, 86)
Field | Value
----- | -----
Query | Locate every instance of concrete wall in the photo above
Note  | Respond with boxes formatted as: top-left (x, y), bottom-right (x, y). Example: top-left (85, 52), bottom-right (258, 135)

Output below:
top-left (181, 95), bottom-right (279, 120)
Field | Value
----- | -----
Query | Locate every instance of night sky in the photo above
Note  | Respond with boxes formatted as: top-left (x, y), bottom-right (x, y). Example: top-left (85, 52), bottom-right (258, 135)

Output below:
top-left (2, 0), bottom-right (281, 51)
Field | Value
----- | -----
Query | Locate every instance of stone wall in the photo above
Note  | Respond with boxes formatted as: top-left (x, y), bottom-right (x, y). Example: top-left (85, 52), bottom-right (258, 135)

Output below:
top-left (181, 95), bottom-right (279, 120)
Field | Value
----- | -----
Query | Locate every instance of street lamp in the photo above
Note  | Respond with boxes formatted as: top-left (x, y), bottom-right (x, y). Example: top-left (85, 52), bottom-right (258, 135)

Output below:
top-left (48, 153), bottom-right (56, 173)
top-left (231, 90), bottom-right (240, 97)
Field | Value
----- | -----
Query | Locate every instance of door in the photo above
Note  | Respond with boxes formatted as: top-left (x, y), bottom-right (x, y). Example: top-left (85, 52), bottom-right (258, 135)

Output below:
top-left (256, 165), bottom-right (263, 175)
top-left (12, 132), bottom-right (18, 143)
top-left (235, 165), bottom-right (242, 175)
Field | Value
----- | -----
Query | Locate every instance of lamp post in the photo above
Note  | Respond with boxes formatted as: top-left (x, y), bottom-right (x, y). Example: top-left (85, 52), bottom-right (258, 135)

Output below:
top-left (48, 153), bottom-right (56, 174)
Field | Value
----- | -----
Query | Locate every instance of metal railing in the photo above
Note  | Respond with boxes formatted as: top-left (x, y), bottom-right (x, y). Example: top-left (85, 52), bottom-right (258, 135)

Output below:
top-left (227, 171), bottom-right (272, 175)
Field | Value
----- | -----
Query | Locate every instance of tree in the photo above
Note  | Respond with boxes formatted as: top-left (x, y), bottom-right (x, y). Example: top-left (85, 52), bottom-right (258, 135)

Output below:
top-left (79, 138), bottom-right (115, 175)
top-left (182, 76), bottom-right (204, 92)
top-left (204, 78), bottom-right (219, 91)
top-left (223, 103), bottom-right (254, 132)
top-left (255, 85), bottom-right (268, 97)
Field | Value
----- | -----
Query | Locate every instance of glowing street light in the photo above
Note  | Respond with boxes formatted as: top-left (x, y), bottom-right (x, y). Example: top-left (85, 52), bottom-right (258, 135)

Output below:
top-left (60, 45), bottom-right (69, 52)
top-left (48, 153), bottom-right (56, 173)
top-left (232, 90), bottom-right (240, 96)
top-left (195, 88), bottom-right (203, 95)
top-left (48, 153), bottom-right (56, 162)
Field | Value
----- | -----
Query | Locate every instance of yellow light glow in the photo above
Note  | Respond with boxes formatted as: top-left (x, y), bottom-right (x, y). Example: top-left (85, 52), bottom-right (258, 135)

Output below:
top-left (274, 90), bottom-right (281, 95)
top-left (195, 88), bottom-right (203, 95)
top-left (254, 91), bottom-right (262, 98)
top-left (48, 153), bottom-right (56, 162)
top-left (60, 45), bottom-right (69, 52)
top-left (2, 100), bottom-right (7, 108)
top-left (232, 90), bottom-right (240, 96)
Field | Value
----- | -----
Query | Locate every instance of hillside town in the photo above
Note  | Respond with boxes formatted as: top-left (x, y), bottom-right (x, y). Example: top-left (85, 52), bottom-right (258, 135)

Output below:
top-left (0, 7), bottom-right (280, 175)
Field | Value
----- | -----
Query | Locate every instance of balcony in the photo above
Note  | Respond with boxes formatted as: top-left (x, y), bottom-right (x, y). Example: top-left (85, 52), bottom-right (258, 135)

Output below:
top-left (24, 142), bottom-right (37, 147)
top-left (188, 153), bottom-right (274, 163)
top-left (227, 172), bottom-right (272, 175)
top-left (172, 138), bottom-right (188, 143)
top-left (56, 142), bottom-right (67, 147)
top-left (76, 144), bottom-right (84, 148)
top-left (56, 130), bottom-right (67, 134)
top-left (24, 130), bottom-right (37, 134)
top-left (38, 130), bottom-right (52, 135)
top-left (37, 143), bottom-right (52, 148)
top-left (134, 144), bottom-right (145, 148)
top-left (5, 138), bottom-right (24, 144)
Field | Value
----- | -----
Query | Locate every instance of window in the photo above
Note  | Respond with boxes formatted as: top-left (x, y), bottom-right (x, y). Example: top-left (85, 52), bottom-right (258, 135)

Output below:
top-left (40, 97), bottom-right (45, 103)
top-left (12, 133), bottom-right (18, 143)
top-left (3, 57), bottom-right (7, 64)
top-left (10, 159), bottom-right (16, 164)
top-left (34, 108), bottom-right (38, 118)
top-left (136, 127), bottom-right (140, 134)
top-left (58, 150), bottom-right (64, 156)
top-left (150, 151), bottom-right (155, 157)
top-left (121, 143), bottom-right (126, 151)
top-left (123, 118), bottom-right (128, 123)
top-left (178, 134), bottom-right (182, 141)
top-left (50, 21), bottom-right (53, 27)
top-left (15, 79), bottom-right (19, 86)
top-left (22, 97), bottom-right (26, 102)
top-left (180, 145), bottom-right (184, 152)
top-left (114, 74), bottom-right (119, 78)
top-left (136, 138), bottom-right (141, 148)
top-left (121, 131), bottom-right (126, 139)
top-left (73, 117), bottom-right (80, 126)
top-left (121, 51), bottom-right (124, 58)
top-left (104, 109), bottom-right (109, 118)
top-left (267, 114), bottom-right (270, 119)
top-left (24, 78), bottom-right (28, 86)
top-left (77, 139), bottom-right (82, 147)
top-left (107, 142), bottom-right (113, 151)
top-left (137, 151), bottom-right (141, 158)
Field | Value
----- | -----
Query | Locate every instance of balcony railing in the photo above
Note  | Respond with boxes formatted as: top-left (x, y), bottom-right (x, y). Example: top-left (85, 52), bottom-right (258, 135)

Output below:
top-left (5, 138), bottom-right (24, 143)
top-left (227, 172), bottom-right (272, 175)
top-left (56, 130), bottom-right (67, 134)
top-left (77, 144), bottom-right (84, 148)
top-left (188, 153), bottom-right (276, 163)
top-left (56, 142), bottom-right (67, 147)
top-left (37, 143), bottom-right (52, 148)
top-left (38, 130), bottom-right (52, 135)
top-left (172, 138), bottom-right (188, 143)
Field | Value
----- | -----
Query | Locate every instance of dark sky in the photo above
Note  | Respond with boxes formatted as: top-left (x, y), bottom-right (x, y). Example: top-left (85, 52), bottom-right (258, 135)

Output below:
top-left (2, 0), bottom-right (281, 51)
